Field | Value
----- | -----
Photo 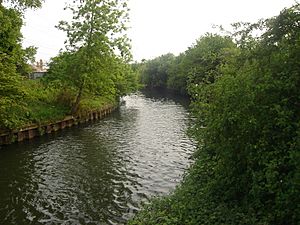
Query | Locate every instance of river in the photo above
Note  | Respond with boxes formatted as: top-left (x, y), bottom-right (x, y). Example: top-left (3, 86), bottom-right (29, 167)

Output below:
top-left (0, 90), bottom-right (195, 225)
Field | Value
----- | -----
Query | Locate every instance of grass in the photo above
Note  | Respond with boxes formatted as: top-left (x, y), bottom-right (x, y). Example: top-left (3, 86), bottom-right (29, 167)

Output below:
top-left (19, 79), bottom-right (116, 127)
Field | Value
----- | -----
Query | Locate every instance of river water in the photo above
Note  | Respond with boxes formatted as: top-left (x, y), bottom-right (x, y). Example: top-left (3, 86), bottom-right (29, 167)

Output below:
top-left (0, 90), bottom-right (195, 225)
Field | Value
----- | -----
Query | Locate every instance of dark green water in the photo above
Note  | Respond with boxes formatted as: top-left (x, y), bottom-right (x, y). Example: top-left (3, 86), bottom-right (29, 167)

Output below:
top-left (0, 91), bottom-right (195, 225)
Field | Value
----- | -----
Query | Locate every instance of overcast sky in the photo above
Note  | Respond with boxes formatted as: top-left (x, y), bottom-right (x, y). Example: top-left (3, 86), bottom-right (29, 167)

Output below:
top-left (21, 0), bottom-right (296, 63)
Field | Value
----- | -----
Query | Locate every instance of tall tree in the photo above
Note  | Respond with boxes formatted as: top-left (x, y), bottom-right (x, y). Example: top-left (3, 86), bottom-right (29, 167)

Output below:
top-left (0, 0), bottom-right (42, 129)
top-left (57, 0), bottom-right (131, 114)
top-left (0, 5), bottom-right (25, 129)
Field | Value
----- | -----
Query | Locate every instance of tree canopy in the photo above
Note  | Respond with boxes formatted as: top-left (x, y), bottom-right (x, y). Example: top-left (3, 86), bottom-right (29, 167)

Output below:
top-left (137, 34), bottom-right (237, 95)
top-left (0, 0), bottom-right (43, 9)
top-left (0, 4), bottom-right (29, 129)
top-left (47, 0), bottom-right (134, 114)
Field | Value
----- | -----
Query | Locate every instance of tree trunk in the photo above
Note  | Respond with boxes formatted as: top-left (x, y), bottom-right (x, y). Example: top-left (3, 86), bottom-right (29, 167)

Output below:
top-left (71, 82), bottom-right (84, 115)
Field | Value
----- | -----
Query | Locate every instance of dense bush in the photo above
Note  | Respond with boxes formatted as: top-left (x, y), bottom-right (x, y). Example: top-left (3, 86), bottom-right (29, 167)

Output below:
top-left (130, 4), bottom-right (300, 225)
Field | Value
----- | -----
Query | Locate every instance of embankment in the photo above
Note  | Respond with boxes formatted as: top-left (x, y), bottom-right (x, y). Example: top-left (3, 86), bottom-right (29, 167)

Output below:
top-left (0, 104), bottom-right (117, 145)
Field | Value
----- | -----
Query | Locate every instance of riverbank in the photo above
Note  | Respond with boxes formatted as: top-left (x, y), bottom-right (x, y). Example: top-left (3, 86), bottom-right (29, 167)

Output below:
top-left (0, 79), bottom-right (119, 145)
top-left (130, 5), bottom-right (299, 224)
top-left (0, 104), bottom-right (117, 145)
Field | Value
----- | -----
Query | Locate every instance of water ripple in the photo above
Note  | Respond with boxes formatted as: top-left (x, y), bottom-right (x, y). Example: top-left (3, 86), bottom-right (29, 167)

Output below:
top-left (0, 91), bottom-right (196, 224)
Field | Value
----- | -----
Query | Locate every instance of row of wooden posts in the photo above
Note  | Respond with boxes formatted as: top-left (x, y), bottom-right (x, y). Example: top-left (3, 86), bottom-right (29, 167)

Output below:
top-left (0, 105), bottom-right (116, 145)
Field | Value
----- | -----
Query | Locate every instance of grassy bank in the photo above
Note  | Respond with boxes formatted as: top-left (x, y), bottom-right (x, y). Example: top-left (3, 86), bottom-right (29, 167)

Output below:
top-left (0, 79), bottom-right (117, 132)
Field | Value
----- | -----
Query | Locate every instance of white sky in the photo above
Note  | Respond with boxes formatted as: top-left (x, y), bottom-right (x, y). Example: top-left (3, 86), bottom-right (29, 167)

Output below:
top-left (21, 0), bottom-right (296, 63)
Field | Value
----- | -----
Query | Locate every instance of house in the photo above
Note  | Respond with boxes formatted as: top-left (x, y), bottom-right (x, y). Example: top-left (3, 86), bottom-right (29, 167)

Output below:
top-left (30, 59), bottom-right (47, 79)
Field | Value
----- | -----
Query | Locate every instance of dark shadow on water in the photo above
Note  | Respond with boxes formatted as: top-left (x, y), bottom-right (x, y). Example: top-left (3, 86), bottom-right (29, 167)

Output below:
top-left (141, 88), bottom-right (191, 109)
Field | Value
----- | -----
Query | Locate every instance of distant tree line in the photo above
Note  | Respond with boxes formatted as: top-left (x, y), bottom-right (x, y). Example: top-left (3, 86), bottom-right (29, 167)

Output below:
top-left (134, 33), bottom-right (236, 95)
top-left (131, 4), bottom-right (300, 225)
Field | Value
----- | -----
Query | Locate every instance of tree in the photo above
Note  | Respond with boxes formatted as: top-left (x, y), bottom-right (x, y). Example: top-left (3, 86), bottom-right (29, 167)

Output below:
top-left (0, 5), bottom-right (26, 129)
top-left (138, 35), bottom-right (237, 95)
top-left (0, 55), bottom-right (26, 129)
top-left (56, 0), bottom-right (131, 114)
top-left (140, 53), bottom-right (175, 89)
top-left (166, 53), bottom-right (187, 94)
top-left (0, 0), bottom-right (43, 9)
top-left (0, 0), bottom-right (42, 129)
top-left (186, 34), bottom-right (237, 94)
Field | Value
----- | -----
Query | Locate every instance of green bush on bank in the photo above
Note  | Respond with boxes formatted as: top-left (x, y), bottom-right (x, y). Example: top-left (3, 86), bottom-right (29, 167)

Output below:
top-left (22, 79), bottom-right (68, 124)
top-left (130, 4), bottom-right (300, 225)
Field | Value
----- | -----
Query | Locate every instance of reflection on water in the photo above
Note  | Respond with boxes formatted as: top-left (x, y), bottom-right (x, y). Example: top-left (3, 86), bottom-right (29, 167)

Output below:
top-left (0, 91), bottom-right (195, 224)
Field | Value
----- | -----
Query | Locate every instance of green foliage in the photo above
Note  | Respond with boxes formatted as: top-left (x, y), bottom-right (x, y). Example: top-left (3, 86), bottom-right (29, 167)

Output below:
top-left (51, 0), bottom-right (133, 114)
top-left (0, 4), bottom-right (29, 129)
top-left (46, 51), bottom-right (82, 90)
top-left (77, 96), bottom-right (114, 116)
top-left (46, 51), bottom-right (137, 112)
top-left (140, 53), bottom-right (175, 89)
top-left (166, 53), bottom-right (187, 94)
top-left (0, 5), bottom-right (22, 55)
top-left (186, 34), bottom-right (237, 85)
top-left (1, 0), bottom-right (43, 10)
top-left (130, 62), bottom-right (146, 89)
top-left (111, 59), bottom-right (140, 96)
top-left (130, 4), bottom-right (300, 225)
top-left (25, 101), bottom-right (68, 125)
top-left (1, 0), bottom-right (131, 130)
top-left (0, 57), bottom-right (26, 129)
top-left (21, 80), bottom-right (68, 124)
top-left (137, 35), bottom-right (237, 95)
top-left (0, 3), bottom-right (37, 77)
top-left (20, 79), bottom-right (114, 126)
